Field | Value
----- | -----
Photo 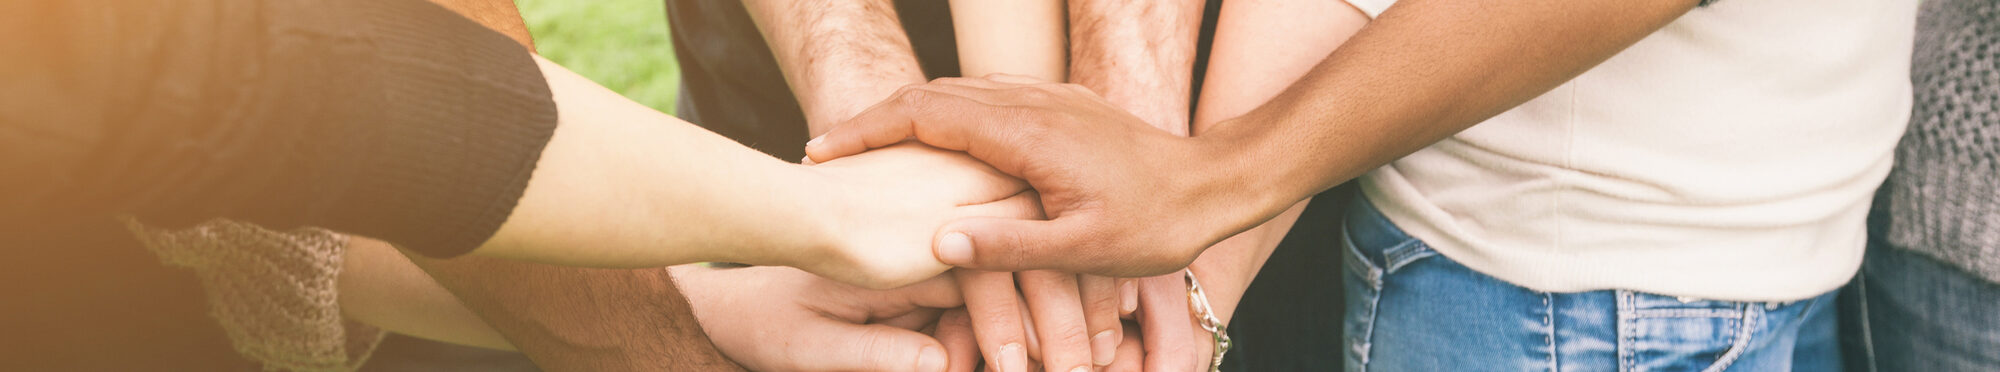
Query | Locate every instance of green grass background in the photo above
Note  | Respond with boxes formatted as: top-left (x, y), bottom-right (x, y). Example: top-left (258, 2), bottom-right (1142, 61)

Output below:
top-left (518, 0), bottom-right (682, 114)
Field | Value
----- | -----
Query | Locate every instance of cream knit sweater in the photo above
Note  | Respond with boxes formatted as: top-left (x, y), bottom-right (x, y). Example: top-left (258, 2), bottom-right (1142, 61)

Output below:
top-left (126, 219), bottom-right (383, 372)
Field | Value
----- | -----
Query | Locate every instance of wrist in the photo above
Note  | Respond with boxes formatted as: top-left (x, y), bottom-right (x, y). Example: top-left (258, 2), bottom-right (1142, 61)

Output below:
top-left (738, 162), bottom-right (846, 268)
top-left (1190, 116), bottom-right (1315, 236)
top-left (1187, 253), bottom-right (1249, 325)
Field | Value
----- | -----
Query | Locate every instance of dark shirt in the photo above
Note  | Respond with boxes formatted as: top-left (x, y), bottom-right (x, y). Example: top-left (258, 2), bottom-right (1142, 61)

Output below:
top-left (1, 0), bottom-right (557, 258)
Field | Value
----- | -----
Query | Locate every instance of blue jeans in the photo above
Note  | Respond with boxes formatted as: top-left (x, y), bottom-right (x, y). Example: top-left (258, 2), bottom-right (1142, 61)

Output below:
top-left (1342, 196), bottom-right (1842, 371)
top-left (1840, 241), bottom-right (2000, 372)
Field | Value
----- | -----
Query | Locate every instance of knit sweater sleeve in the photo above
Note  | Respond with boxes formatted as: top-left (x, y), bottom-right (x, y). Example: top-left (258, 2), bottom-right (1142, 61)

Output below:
top-left (0, 0), bottom-right (555, 257)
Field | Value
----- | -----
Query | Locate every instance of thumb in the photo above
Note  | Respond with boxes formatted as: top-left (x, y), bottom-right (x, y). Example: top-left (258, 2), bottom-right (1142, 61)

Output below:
top-left (934, 216), bottom-right (1099, 273)
top-left (794, 322), bottom-right (951, 372)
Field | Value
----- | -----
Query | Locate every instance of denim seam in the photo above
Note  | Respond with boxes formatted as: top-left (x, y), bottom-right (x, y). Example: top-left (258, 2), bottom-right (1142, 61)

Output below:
top-left (1701, 304), bottom-right (1759, 372)
top-left (1617, 291), bottom-right (1635, 372)
top-left (1381, 240), bottom-right (1434, 273)
top-left (1854, 271), bottom-right (1880, 372)
top-left (1543, 292), bottom-right (1558, 372)
top-left (1629, 309), bottom-right (1740, 318)
top-left (1353, 280), bottom-right (1382, 371)
top-left (1341, 222), bottom-right (1386, 290)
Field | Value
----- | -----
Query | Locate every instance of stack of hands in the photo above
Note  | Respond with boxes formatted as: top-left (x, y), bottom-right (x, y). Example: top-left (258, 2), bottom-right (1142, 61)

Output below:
top-left (683, 79), bottom-right (1232, 372)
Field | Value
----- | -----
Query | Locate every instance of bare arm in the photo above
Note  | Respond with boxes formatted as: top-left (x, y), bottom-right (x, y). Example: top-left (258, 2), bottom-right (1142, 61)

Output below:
top-left (339, 237), bottom-right (513, 350)
top-left (1187, 0), bottom-right (1369, 326)
top-left (469, 53), bottom-right (1037, 288)
top-left (1067, 0), bottom-right (1204, 134)
top-left (950, 0), bottom-right (1066, 81)
top-left (742, 0), bottom-right (926, 134)
top-left (370, 2), bottom-right (728, 368)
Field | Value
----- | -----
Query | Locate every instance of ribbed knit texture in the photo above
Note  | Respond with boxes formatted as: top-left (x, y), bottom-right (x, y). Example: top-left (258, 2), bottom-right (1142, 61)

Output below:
top-left (125, 219), bottom-right (384, 372)
top-left (1884, 0), bottom-right (2000, 284)
top-left (104, 0), bottom-right (557, 257)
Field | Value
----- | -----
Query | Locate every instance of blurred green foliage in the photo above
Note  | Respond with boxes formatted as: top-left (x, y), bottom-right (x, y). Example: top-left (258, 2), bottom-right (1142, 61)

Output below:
top-left (518, 0), bottom-right (681, 113)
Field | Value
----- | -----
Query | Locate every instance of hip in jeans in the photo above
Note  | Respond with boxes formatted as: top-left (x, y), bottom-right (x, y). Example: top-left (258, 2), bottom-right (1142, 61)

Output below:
top-left (1340, 195), bottom-right (1841, 372)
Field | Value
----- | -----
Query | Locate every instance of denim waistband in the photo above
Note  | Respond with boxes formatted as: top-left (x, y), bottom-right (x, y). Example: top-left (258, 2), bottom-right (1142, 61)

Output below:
top-left (1343, 195), bottom-right (1410, 254)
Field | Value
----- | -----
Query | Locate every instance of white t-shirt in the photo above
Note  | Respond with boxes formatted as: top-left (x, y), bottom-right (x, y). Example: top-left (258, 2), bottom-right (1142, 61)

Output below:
top-left (1347, 0), bottom-right (1917, 301)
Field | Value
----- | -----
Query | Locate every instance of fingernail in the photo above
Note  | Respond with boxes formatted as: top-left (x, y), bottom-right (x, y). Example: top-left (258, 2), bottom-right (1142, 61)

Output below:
top-left (1071, 367), bottom-right (1092, 372)
top-left (999, 343), bottom-right (1027, 372)
top-left (799, 155), bottom-right (815, 165)
top-left (1120, 280), bottom-right (1139, 314)
top-left (806, 135), bottom-right (825, 147)
top-left (937, 232), bottom-right (973, 265)
top-left (917, 345), bottom-right (946, 372)
top-left (1091, 330), bottom-right (1117, 366)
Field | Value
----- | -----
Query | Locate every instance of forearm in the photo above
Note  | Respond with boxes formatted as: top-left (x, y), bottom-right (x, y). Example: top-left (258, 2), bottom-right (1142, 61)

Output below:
top-left (408, 255), bottom-right (746, 371)
top-left (1198, 0), bottom-right (1700, 230)
top-left (742, 0), bottom-right (926, 134)
top-left (340, 237), bottom-right (513, 350)
top-left (950, 0), bottom-right (1066, 81)
top-left (1067, 0), bottom-right (1204, 133)
top-left (473, 55), bottom-right (832, 268)
top-left (1184, 0), bottom-right (1370, 324)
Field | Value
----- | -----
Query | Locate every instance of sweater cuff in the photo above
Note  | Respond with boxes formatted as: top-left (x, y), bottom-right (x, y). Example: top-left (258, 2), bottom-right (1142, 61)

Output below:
top-left (322, 0), bottom-right (556, 257)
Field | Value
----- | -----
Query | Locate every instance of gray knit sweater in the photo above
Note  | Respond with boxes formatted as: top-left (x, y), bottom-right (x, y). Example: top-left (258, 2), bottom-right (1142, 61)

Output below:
top-left (1883, 0), bottom-right (2000, 283)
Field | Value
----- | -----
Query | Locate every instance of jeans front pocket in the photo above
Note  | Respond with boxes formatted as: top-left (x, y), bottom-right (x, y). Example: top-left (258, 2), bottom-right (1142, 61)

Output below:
top-left (1617, 291), bottom-right (1753, 372)
top-left (1340, 196), bottom-right (1437, 371)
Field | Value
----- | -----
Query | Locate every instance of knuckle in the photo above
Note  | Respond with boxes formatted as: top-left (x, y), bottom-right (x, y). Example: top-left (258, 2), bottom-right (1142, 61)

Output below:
top-left (1049, 318), bottom-right (1092, 345)
top-left (896, 86), bottom-right (936, 105)
top-left (857, 328), bottom-right (901, 365)
top-left (969, 297), bottom-right (1022, 325)
top-left (1085, 290), bottom-right (1121, 315)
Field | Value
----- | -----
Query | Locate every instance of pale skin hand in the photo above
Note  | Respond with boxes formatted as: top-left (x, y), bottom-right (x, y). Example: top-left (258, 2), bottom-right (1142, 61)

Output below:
top-left (335, 237), bottom-right (987, 372)
top-left (470, 56), bottom-right (1038, 290)
top-left (804, 0), bottom-right (1701, 276)
top-left (677, 265), bottom-right (966, 372)
top-left (1181, 0), bottom-right (1372, 364)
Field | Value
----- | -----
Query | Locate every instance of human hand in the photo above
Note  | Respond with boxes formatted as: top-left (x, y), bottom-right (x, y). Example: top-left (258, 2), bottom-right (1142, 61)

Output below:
top-left (944, 269), bottom-right (1128, 372)
top-left (1129, 273), bottom-right (1206, 372)
top-left (805, 76), bottom-right (1285, 277)
top-left (675, 264), bottom-right (962, 372)
top-left (785, 143), bottom-right (1044, 289)
top-left (932, 272), bottom-right (1200, 370)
